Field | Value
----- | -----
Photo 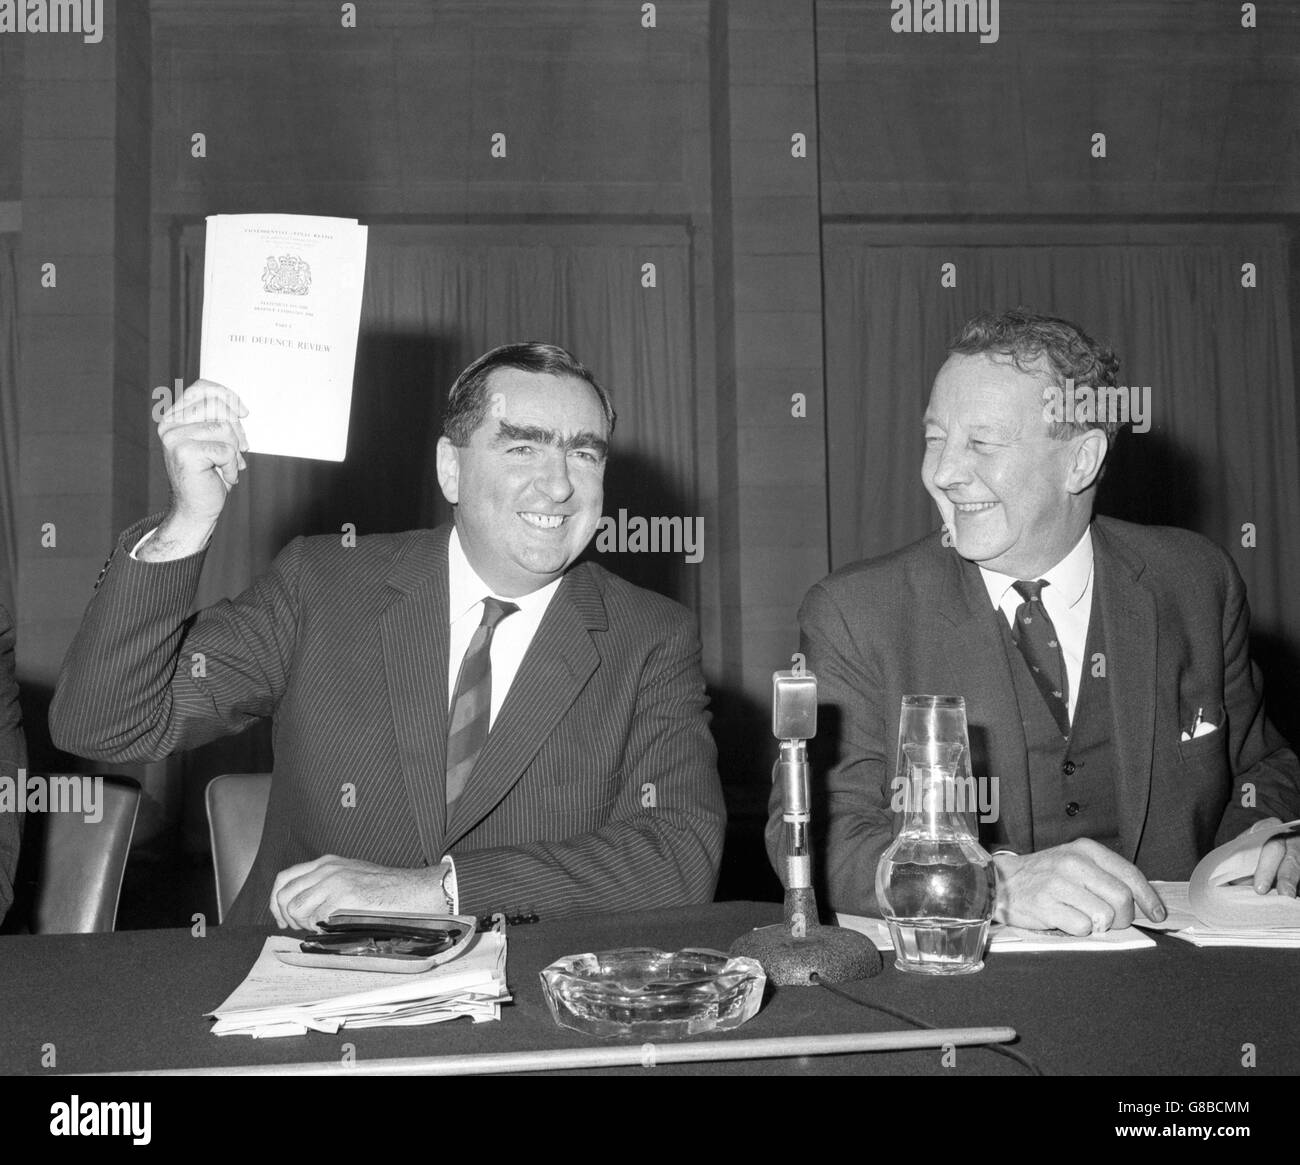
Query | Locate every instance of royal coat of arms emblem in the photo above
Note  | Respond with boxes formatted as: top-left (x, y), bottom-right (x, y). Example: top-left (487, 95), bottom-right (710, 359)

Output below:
top-left (262, 254), bottom-right (312, 295)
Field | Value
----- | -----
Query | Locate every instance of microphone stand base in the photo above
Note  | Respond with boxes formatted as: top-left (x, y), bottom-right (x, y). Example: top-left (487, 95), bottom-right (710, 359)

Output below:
top-left (730, 922), bottom-right (883, 985)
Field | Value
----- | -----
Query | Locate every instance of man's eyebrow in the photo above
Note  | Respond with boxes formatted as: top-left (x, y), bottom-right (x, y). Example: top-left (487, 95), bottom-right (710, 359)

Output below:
top-left (494, 421), bottom-right (608, 457)
top-left (495, 421), bottom-right (556, 445)
top-left (565, 430), bottom-right (609, 458)
top-left (967, 421), bottom-right (1019, 441)
top-left (920, 416), bottom-right (1020, 440)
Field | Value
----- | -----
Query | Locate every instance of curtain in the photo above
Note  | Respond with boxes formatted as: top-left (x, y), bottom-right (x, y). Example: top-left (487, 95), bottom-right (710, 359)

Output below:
top-left (0, 235), bottom-right (18, 615)
top-left (171, 223), bottom-right (699, 848)
top-left (822, 223), bottom-right (1300, 735)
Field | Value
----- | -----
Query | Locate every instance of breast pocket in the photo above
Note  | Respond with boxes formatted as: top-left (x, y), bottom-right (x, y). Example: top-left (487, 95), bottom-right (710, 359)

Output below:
top-left (1175, 725), bottom-right (1229, 812)
top-left (1177, 727), bottom-right (1225, 764)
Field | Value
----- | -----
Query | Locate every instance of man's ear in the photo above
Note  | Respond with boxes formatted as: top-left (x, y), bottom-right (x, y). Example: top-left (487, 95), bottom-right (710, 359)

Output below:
top-left (435, 437), bottom-right (461, 505)
top-left (1066, 429), bottom-right (1109, 494)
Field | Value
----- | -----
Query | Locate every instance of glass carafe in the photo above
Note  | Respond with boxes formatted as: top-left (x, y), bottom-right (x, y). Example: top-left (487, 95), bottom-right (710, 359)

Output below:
top-left (876, 729), bottom-right (995, 975)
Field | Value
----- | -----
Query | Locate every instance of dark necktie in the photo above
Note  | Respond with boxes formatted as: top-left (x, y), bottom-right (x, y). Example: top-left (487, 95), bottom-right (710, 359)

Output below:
top-left (1011, 579), bottom-right (1070, 738)
top-left (446, 597), bottom-right (519, 809)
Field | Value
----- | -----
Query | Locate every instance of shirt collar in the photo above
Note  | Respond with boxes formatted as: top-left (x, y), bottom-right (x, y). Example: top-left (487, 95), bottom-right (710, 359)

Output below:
top-left (978, 525), bottom-right (1095, 612)
top-left (447, 525), bottom-right (564, 622)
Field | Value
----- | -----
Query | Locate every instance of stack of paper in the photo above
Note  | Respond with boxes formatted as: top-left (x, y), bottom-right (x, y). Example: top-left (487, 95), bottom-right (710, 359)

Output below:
top-left (208, 931), bottom-right (508, 1038)
top-left (1144, 882), bottom-right (1300, 949)
top-left (1138, 819), bottom-right (1300, 948)
top-left (836, 914), bottom-right (1156, 952)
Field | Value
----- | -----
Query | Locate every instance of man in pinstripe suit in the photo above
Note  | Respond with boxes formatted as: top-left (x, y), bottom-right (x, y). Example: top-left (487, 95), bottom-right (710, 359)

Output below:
top-left (51, 343), bottom-right (725, 928)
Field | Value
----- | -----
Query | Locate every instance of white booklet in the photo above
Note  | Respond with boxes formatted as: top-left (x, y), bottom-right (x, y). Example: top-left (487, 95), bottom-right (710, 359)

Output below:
top-left (1138, 818), bottom-right (1300, 947)
top-left (835, 914), bottom-right (1155, 953)
top-left (200, 213), bottom-right (369, 461)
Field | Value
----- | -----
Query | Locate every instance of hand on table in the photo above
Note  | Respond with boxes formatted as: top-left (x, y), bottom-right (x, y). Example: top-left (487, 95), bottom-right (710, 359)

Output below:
top-left (270, 855), bottom-right (451, 931)
top-left (992, 839), bottom-right (1167, 935)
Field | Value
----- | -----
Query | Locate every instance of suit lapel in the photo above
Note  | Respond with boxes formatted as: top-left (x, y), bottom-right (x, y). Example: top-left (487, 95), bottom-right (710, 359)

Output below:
top-left (929, 547), bottom-right (1034, 852)
top-left (444, 564), bottom-right (606, 847)
top-left (1092, 519), bottom-right (1157, 863)
top-left (380, 526), bottom-right (451, 865)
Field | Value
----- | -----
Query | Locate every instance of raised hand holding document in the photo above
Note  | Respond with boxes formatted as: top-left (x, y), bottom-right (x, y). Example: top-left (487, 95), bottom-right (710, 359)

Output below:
top-left (200, 213), bottom-right (368, 461)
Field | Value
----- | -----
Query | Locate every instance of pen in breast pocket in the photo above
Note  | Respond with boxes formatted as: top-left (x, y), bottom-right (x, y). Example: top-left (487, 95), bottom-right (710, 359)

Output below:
top-left (1188, 707), bottom-right (1203, 737)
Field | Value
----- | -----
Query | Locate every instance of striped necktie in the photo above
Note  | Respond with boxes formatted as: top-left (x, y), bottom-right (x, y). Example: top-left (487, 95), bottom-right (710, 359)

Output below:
top-left (446, 597), bottom-right (519, 809)
top-left (1010, 579), bottom-right (1071, 739)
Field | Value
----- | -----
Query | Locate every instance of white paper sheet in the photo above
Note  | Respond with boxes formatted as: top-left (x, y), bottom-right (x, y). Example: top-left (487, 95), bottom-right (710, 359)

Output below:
top-left (834, 913), bottom-right (1156, 952)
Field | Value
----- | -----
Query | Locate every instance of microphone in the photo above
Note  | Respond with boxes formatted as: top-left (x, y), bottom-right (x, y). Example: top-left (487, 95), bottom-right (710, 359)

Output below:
top-left (772, 672), bottom-right (817, 926)
top-left (772, 670), bottom-right (817, 742)
top-left (730, 671), bottom-right (882, 984)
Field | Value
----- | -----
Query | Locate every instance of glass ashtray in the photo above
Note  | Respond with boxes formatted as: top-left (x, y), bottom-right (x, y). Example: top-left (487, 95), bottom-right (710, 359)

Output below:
top-left (539, 947), bottom-right (766, 1039)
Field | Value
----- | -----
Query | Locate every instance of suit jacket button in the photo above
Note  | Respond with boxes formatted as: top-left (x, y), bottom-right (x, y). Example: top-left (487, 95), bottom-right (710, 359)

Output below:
top-left (1065, 801), bottom-right (1080, 816)
top-left (1062, 759), bottom-right (1076, 776)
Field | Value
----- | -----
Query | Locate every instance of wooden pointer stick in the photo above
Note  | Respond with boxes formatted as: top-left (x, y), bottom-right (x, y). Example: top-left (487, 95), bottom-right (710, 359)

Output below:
top-left (98, 1025), bottom-right (1018, 1076)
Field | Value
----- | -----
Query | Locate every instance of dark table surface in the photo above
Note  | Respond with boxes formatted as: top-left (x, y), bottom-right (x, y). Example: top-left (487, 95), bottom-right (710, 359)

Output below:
top-left (1, 901), bottom-right (1295, 1076)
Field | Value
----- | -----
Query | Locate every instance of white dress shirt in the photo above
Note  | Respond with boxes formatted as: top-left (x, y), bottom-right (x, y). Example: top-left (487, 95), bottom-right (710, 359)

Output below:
top-left (446, 526), bottom-right (562, 727)
top-left (978, 527), bottom-right (1095, 724)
